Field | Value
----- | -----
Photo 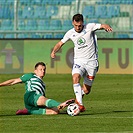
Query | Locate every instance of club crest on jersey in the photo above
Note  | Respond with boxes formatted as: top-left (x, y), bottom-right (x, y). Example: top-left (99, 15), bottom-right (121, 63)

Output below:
top-left (77, 37), bottom-right (86, 45)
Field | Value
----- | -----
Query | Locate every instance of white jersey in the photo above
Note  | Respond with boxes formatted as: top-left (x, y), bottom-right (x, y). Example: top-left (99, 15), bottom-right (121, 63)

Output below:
top-left (61, 23), bottom-right (101, 61)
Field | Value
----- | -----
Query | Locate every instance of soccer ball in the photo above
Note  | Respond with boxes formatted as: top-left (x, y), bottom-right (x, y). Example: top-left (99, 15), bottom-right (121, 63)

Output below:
top-left (67, 103), bottom-right (80, 116)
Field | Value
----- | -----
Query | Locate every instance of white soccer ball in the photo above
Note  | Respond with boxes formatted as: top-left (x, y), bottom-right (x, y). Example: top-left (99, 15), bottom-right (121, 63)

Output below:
top-left (67, 103), bottom-right (80, 116)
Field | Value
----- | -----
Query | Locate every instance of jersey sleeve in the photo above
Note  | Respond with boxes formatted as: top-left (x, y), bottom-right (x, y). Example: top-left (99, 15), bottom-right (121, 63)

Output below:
top-left (86, 23), bottom-right (101, 31)
top-left (61, 30), bottom-right (71, 43)
top-left (20, 73), bottom-right (34, 83)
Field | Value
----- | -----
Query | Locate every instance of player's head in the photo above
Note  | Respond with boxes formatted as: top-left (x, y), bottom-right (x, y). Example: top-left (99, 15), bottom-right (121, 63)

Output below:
top-left (72, 14), bottom-right (84, 33)
top-left (34, 62), bottom-right (46, 78)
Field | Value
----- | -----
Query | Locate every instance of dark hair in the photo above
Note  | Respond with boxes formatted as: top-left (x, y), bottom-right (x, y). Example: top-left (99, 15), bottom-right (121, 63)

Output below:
top-left (72, 14), bottom-right (84, 22)
top-left (35, 62), bottom-right (46, 69)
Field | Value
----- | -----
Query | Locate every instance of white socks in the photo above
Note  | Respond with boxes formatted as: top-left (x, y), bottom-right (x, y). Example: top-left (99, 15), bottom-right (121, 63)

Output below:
top-left (73, 83), bottom-right (83, 105)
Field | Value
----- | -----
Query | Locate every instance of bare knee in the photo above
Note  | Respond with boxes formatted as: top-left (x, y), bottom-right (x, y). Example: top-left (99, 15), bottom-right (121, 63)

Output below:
top-left (73, 74), bottom-right (81, 84)
top-left (37, 96), bottom-right (48, 106)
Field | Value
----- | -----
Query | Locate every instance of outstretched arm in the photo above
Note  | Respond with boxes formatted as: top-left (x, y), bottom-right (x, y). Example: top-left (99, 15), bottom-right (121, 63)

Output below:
top-left (0, 78), bottom-right (22, 87)
top-left (51, 41), bottom-right (64, 59)
top-left (100, 24), bottom-right (113, 32)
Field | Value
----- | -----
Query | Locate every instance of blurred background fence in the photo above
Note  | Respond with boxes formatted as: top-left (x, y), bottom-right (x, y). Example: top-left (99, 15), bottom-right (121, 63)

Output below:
top-left (0, 0), bottom-right (133, 39)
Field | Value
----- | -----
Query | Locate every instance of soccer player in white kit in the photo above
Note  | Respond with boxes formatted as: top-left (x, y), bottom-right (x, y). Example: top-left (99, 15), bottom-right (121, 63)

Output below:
top-left (51, 14), bottom-right (113, 112)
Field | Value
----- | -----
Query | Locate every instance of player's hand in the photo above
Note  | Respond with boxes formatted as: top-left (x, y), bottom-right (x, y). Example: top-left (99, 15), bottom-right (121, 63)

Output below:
top-left (51, 52), bottom-right (56, 59)
top-left (105, 27), bottom-right (113, 32)
top-left (101, 24), bottom-right (113, 32)
top-left (105, 25), bottom-right (113, 32)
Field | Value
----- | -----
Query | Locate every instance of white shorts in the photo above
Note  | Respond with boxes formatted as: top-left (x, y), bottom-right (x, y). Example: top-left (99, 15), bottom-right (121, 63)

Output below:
top-left (72, 59), bottom-right (99, 86)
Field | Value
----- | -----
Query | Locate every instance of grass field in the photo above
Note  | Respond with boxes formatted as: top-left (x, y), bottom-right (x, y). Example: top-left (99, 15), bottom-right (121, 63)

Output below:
top-left (0, 74), bottom-right (133, 133)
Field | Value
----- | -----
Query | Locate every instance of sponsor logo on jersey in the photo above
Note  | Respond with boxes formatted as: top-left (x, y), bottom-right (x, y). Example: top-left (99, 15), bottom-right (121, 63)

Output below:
top-left (77, 37), bottom-right (87, 49)
top-left (77, 37), bottom-right (86, 45)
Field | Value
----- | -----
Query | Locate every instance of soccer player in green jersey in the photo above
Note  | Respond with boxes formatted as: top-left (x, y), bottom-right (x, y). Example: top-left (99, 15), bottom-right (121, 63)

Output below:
top-left (0, 62), bottom-right (74, 115)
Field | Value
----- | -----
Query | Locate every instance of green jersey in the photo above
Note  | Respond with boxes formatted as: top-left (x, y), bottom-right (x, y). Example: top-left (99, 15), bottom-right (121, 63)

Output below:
top-left (20, 73), bottom-right (46, 96)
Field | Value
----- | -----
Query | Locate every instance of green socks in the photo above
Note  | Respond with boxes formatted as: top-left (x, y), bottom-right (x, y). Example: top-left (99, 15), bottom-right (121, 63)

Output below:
top-left (45, 99), bottom-right (61, 108)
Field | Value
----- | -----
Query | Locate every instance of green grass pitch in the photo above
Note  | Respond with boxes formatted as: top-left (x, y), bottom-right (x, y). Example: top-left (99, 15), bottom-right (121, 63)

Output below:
top-left (0, 74), bottom-right (133, 133)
